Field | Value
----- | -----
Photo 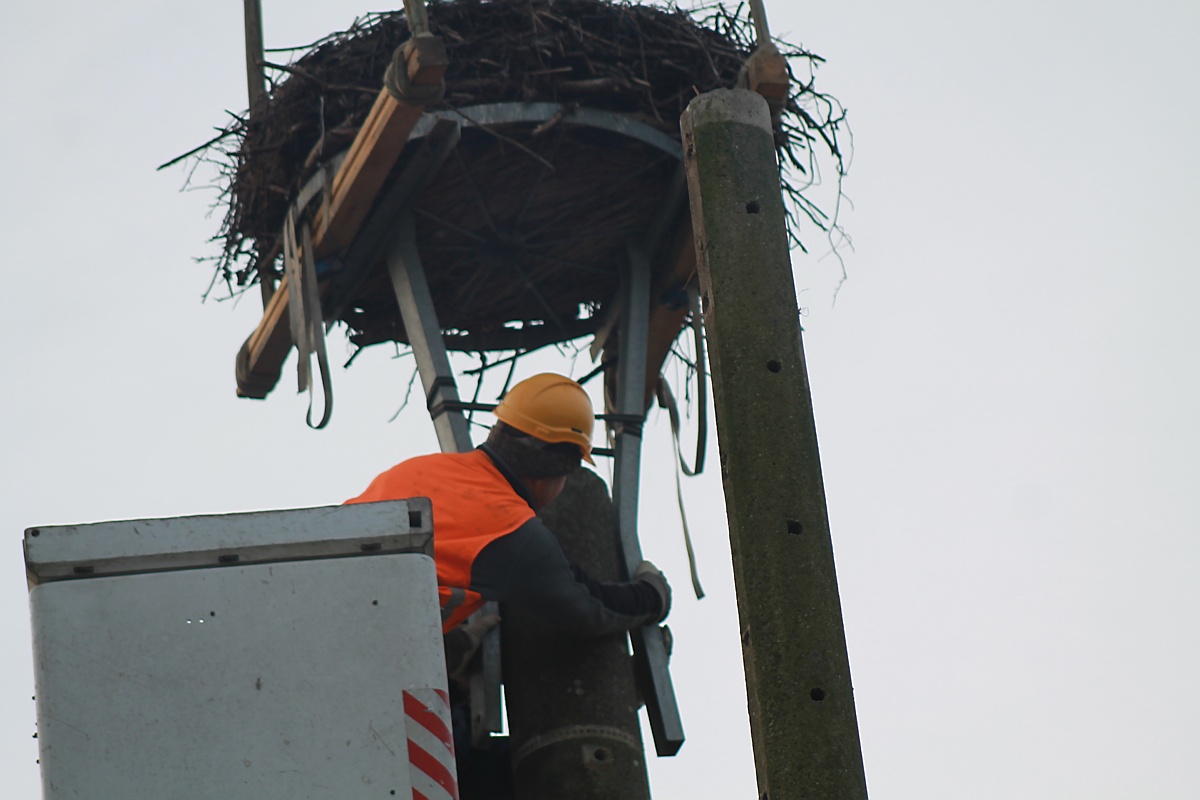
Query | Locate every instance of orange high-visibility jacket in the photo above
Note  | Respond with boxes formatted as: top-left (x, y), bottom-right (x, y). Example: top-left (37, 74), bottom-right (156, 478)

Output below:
top-left (347, 446), bottom-right (665, 637)
top-left (346, 449), bottom-right (535, 631)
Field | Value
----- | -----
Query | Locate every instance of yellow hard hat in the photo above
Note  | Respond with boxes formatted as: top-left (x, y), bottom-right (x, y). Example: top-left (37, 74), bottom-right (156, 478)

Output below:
top-left (494, 373), bottom-right (596, 465)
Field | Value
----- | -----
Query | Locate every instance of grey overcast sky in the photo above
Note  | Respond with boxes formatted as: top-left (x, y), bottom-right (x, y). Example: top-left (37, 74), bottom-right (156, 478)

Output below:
top-left (2, 1), bottom-right (1197, 798)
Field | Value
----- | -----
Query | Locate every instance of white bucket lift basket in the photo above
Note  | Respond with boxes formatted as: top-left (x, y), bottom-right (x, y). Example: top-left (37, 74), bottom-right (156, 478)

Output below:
top-left (24, 500), bottom-right (459, 800)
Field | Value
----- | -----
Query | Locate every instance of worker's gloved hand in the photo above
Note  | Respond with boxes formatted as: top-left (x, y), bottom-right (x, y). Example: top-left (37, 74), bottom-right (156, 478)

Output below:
top-left (443, 613), bottom-right (501, 680)
top-left (635, 560), bottom-right (672, 622)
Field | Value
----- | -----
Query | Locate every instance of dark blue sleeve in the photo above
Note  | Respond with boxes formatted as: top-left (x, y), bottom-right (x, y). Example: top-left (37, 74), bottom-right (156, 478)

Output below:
top-left (469, 517), bottom-right (662, 636)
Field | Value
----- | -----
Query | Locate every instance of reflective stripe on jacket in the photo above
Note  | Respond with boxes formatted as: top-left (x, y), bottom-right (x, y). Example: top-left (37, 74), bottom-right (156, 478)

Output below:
top-left (345, 448), bottom-right (537, 631)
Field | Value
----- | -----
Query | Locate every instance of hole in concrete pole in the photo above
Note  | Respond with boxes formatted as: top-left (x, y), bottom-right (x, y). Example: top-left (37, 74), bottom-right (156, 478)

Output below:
top-left (767, 359), bottom-right (782, 373)
top-left (745, 200), bottom-right (760, 214)
top-left (810, 688), bottom-right (826, 702)
top-left (787, 520), bottom-right (803, 536)
top-left (409, 510), bottom-right (423, 529)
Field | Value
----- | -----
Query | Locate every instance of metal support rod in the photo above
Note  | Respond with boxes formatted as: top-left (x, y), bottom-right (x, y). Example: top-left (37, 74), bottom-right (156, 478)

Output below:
top-left (386, 213), bottom-right (504, 745)
top-left (681, 89), bottom-right (867, 799)
top-left (589, 163), bottom-right (688, 363)
top-left (611, 244), bottom-right (650, 569)
top-left (611, 240), bottom-right (686, 757)
top-left (402, 0), bottom-right (431, 36)
top-left (242, 0), bottom-right (267, 113)
top-left (748, 0), bottom-right (772, 46)
top-left (386, 214), bottom-right (472, 453)
top-left (243, 0), bottom-right (273, 307)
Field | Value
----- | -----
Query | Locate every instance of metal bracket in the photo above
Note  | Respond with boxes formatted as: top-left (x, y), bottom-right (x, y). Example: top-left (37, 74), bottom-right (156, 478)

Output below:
top-left (609, 240), bottom-right (686, 756)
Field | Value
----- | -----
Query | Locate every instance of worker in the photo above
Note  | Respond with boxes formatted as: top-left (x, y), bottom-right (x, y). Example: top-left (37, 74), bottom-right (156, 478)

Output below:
top-left (345, 372), bottom-right (670, 797)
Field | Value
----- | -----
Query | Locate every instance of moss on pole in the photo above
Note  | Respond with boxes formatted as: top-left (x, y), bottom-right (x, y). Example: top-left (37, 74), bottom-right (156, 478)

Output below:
top-left (681, 89), bottom-right (868, 800)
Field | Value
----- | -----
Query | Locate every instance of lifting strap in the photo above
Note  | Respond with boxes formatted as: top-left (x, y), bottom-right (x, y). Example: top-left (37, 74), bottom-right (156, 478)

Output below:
top-left (655, 287), bottom-right (708, 599)
top-left (282, 209), bottom-right (333, 429)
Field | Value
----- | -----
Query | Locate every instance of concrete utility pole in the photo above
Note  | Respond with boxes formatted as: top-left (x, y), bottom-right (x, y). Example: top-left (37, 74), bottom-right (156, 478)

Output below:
top-left (680, 89), bottom-right (868, 800)
top-left (502, 468), bottom-right (651, 800)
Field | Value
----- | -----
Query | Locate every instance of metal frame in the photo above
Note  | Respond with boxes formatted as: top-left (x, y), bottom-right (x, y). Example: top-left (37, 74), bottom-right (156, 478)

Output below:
top-left (328, 118), bottom-right (461, 322)
top-left (367, 102), bottom-right (687, 753)
top-left (411, 102), bottom-right (683, 159)
top-left (610, 241), bottom-right (686, 756)
top-left (386, 212), bottom-right (505, 745)
top-left (317, 105), bottom-right (684, 354)
top-left (387, 212), bottom-right (473, 453)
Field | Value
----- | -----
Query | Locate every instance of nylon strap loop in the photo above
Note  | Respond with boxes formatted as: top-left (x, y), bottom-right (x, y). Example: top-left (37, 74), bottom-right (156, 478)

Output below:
top-left (655, 288), bottom-right (709, 599)
top-left (384, 37), bottom-right (446, 106)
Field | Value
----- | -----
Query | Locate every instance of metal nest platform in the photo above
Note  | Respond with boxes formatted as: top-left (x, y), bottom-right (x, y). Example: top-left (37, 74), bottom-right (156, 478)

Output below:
top-left (185, 0), bottom-right (847, 366)
top-left (339, 104), bottom-right (682, 352)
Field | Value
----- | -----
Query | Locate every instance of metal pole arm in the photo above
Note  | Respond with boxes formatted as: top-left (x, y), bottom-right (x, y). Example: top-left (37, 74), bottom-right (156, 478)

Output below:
top-left (609, 241), bottom-right (686, 757)
top-left (748, 0), bottom-right (772, 46)
top-left (402, 0), bottom-right (431, 36)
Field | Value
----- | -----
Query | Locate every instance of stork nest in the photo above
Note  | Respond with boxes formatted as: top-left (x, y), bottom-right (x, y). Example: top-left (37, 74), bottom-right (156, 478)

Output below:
top-left (179, 0), bottom-right (847, 353)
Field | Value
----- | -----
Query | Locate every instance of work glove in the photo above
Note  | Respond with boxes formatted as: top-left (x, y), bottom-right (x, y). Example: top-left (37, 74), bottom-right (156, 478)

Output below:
top-left (443, 613), bottom-right (501, 681)
top-left (635, 560), bottom-right (672, 623)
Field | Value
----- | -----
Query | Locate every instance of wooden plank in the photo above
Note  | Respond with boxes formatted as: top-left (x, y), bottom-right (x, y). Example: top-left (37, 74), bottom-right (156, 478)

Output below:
top-left (234, 36), bottom-right (447, 399)
top-left (236, 280), bottom-right (292, 398)
top-left (312, 36), bottom-right (447, 256)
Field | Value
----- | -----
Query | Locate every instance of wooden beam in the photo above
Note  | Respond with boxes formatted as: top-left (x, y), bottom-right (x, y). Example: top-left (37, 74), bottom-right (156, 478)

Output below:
top-left (234, 35), bottom-right (447, 399)
top-left (312, 35), bottom-right (447, 256)
top-left (236, 279), bottom-right (292, 398)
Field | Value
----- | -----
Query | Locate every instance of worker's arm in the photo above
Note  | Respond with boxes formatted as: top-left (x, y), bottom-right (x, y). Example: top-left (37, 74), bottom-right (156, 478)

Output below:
top-left (469, 518), bottom-right (668, 637)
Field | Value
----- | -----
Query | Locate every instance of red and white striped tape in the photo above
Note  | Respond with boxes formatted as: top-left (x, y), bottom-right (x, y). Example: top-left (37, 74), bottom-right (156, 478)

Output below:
top-left (403, 688), bottom-right (459, 800)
